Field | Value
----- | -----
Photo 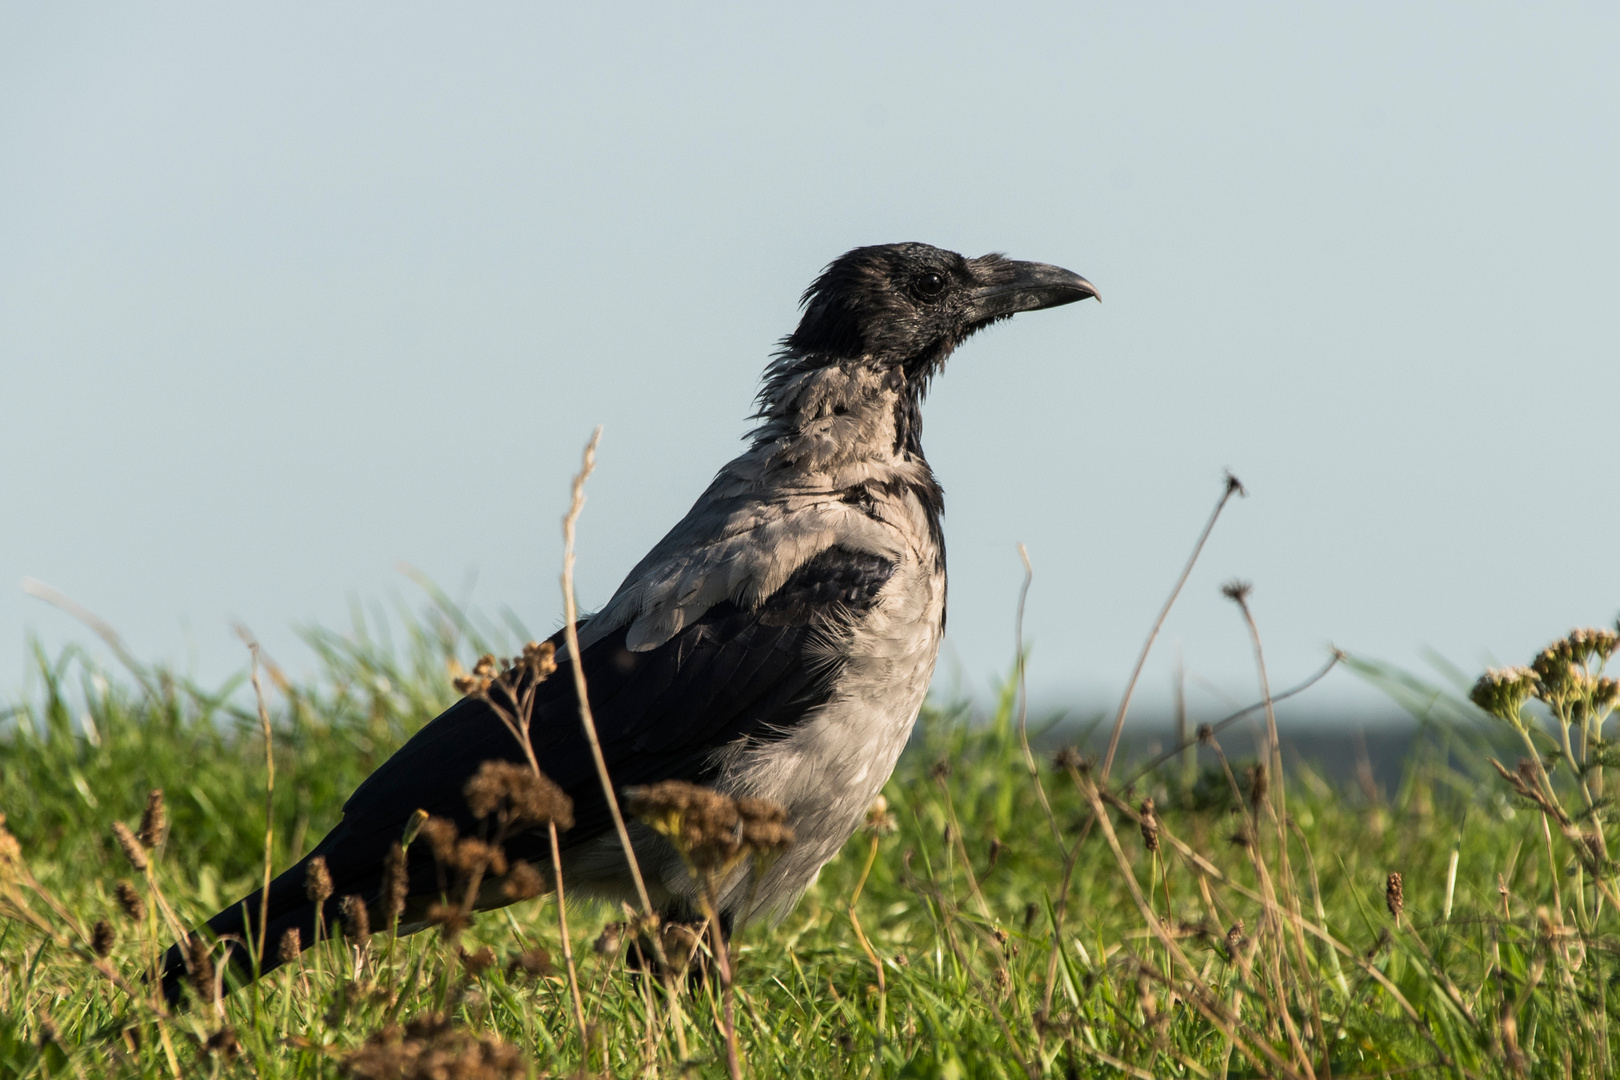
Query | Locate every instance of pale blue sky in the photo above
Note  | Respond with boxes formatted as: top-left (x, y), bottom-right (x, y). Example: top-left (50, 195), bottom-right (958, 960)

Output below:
top-left (4, 4), bottom-right (1618, 721)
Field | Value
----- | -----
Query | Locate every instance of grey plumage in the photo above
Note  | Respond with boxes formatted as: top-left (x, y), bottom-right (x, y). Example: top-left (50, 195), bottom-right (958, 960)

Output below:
top-left (159, 242), bottom-right (1095, 1000)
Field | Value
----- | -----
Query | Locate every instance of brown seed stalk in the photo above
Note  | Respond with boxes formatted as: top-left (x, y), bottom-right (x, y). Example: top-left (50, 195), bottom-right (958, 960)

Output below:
top-left (111, 822), bottom-right (147, 873)
top-left (137, 789), bottom-right (167, 850)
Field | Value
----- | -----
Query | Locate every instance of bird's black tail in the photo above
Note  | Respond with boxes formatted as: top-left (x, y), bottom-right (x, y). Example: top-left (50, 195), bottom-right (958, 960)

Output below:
top-left (158, 850), bottom-right (339, 1005)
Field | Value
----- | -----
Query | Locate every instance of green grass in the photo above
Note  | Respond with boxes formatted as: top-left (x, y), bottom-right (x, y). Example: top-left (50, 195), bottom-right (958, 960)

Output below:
top-left (2, 602), bottom-right (1617, 1079)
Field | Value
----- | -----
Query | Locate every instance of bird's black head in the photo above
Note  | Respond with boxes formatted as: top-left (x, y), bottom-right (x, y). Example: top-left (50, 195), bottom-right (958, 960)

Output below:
top-left (783, 242), bottom-right (1097, 380)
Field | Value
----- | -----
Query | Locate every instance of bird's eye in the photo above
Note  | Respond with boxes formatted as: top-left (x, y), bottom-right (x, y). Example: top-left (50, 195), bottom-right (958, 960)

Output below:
top-left (913, 272), bottom-right (946, 300)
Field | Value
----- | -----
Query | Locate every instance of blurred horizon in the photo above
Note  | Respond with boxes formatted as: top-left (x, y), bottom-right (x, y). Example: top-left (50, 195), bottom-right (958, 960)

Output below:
top-left (4, 4), bottom-right (1618, 719)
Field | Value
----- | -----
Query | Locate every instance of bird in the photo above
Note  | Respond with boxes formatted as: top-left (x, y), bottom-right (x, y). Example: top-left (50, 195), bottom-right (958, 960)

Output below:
top-left (159, 241), bottom-right (1096, 1000)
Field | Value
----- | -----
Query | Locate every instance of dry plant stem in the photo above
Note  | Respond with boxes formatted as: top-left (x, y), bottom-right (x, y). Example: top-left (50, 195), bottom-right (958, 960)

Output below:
top-left (560, 428), bottom-right (657, 922)
top-left (1012, 545), bottom-right (1064, 849)
top-left (547, 821), bottom-right (588, 1049)
top-left (1078, 780), bottom-right (1302, 1080)
top-left (1100, 472), bottom-right (1244, 783)
top-left (1228, 592), bottom-right (1323, 1069)
top-left (695, 887), bottom-right (743, 1080)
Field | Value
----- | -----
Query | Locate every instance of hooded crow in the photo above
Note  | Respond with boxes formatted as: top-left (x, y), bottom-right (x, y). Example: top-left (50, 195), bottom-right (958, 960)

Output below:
top-left (160, 242), bottom-right (1096, 999)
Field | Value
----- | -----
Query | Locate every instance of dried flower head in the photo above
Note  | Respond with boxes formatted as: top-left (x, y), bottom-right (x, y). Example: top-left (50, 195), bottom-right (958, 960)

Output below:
top-left (501, 860), bottom-right (545, 902)
top-left (418, 817), bottom-right (460, 867)
top-left (862, 795), bottom-right (898, 837)
top-left (1052, 746), bottom-right (1085, 772)
top-left (305, 855), bottom-right (333, 905)
top-left (114, 880), bottom-right (146, 922)
top-left (1471, 666), bottom-right (1539, 721)
top-left (1196, 724), bottom-right (1214, 745)
top-left (204, 1026), bottom-right (241, 1061)
top-left (519, 640), bottom-right (557, 680)
top-left (464, 761), bottom-right (574, 830)
top-left (1225, 920), bottom-right (1246, 959)
top-left (928, 759), bottom-right (952, 782)
top-left (111, 821), bottom-right (147, 873)
top-left (508, 945), bottom-right (554, 979)
top-left (92, 919), bottom-right (116, 958)
top-left (593, 923), bottom-right (625, 957)
top-left (460, 946), bottom-right (496, 978)
top-left (1138, 799), bottom-right (1160, 855)
top-left (425, 903), bottom-right (470, 938)
top-left (626, 781), bottom-right (794, 876)
top-left (382, 843), bottom-right (410, 926)
top-left (987, 837), bottom-right (1005, 869)
top-left (137, 789), bottom-right (167, 850)
top-left (278, 927), bottom-right (302, 966)
top-left (1220, 579), bottom-right (1253, 604)
top-left (185, 933), bottom-right (216, 1004)
top-left (1385, 872), bottom-right (1404, 921)
top-left (448, 838), bottom-right (507, 878)
top-left (341, 895), bottom-right (371, 948)
top-left (452, 653), bottom-right (500, 697)
top-left (341, 1012), bottom-right (525, 1080)
top-left (1246, 763), bottom-right (1268, 810)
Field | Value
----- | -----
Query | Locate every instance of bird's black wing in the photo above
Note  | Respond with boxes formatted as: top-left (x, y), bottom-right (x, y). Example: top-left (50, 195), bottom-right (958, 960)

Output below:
top-left (161, 543), bottom-right (895, 1001)
top-left (330, 544), bottom-right (894, 862)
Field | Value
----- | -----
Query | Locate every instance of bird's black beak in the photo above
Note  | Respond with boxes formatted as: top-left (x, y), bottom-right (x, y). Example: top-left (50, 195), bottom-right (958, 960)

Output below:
top-left (967, 260), bottom-right (1099, 323)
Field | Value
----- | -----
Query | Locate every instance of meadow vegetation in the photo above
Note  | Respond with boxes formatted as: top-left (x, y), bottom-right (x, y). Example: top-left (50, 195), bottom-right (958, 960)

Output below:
top-left (2, 496), bottom-right (1617, 1077)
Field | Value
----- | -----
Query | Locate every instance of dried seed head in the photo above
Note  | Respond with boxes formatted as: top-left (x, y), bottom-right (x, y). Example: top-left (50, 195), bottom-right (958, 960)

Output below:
top-left (1246, 763), bottom-right (1268, 810)
top-left (1471, 666), bottom-right (1539, 721)
top-left (1052, 746), bottom-right (1085, 772)
top-left (382, 843), bottom-right (409, 925)
top-left (509, 945), bottom-right (554, 978)
top-left (452, 653), bottom-right (501, 696)
top-left (519, 639), bottom-right (557, 680)
top-left (305, 855), bottom-right (333, 905)
top-left (277, 927), bottom-right (302, 966)
top-left (501, 860), bottom-right (545, 902)
top-left (342, 1011), bottom-right (524, 1080)
top-left (92, 919), bottom-right (116, 958)
top-left (137, 789), bottom-right (167, 850)
top-left (1196, 724), bottom-right (1214, 745)
top-left (185, 933), bottom-right (216, 1004)
top-left (464, 760), bottom-right (574, 830)
top-left (1220, 579), bottom-right (1253, 604)
top-left (1385, 872), bottom-right (1404, 921)
top-left (448, 838), bottom-right (507, 877)
top-left (460, 946), bottom-right (496, 977)
top-left (928, 759), bottom-right (952, 782)
top-left (115, 880), bottom-right (146, 922)
top-left (1023, 902), bottom-right (1040, 932)
top-left (593, 922), bottom-right (625, 957)
top-left (1224, 471), bottom-right (1247, 498)
top-left (425, 903), bottom-right (470, 939)
top-left (993, 966), bottom-right (1011, 995)
top-left (111, 821), bottom-right (147, 873)
top-left (1225, 920), bottom-right (1245, 958)
top-left (987, 837), bottom-right (1005, 869)
top-left (204, 1026), bottom-right (240, 1060)
top-left (1138, 799), bottom-right (1160, 855)
top-left (626, 781), bottom-right (792, 874)
top-left (419, 817), bottom-right (460, 866)
top-left (862, 795), bottom-right (898, 837)
top-left (340, 895), bottom-right (371, 947)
